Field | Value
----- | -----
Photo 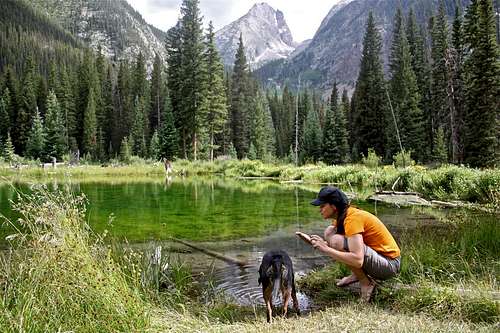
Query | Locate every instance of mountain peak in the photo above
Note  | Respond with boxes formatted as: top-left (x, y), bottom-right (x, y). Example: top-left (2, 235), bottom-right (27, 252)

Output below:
top-left (215, 2), bottom-right (296, 68)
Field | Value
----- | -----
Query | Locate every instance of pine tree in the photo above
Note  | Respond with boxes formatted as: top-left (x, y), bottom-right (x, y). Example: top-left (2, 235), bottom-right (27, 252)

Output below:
top-left (25, 107), bottom-right (45, 160)
top-left (178, 0), bottom-right (206, 159)
top-left (433, 127), bottom-right (448, 164)
top-left (251, 90), bottom-right (275, 160)
top-left (430, 2), bottom-right (450, 161)
top-left (0, 88), bottom-right (11, 143)
top-left (82, 89), bottom-right (97, 157)
top-left (323, 83), bottom-right (338, 165)
top-left (407, 10), bottom-right (433, 161)
top-left (352, 13), bottom-right (387, 159)
top-left (204, 21), bottom-right (228, 161)
top-left (59, 66), bottom-right (77, 147)
top-left (159, 95), bottom-right (179, 160)
top-left (149, 130), bottom-right (161, 160)
top-left (131, 96), bottom-right (147, 157)
top-left (332, 91), bottom-right (349, 164)
top-left (15, 55), bottom-right (38, 154)
top-left (388, 7), bottom-right (424, 162)
top-left (96, 127), bottom-right (106, 162)
top-left (119, 136), bottom-right (131, 163)
top-left (341, 89), bottom-right (351, 160)
top-left (463, 0), bottom-right (500, 167)
top-left (231, 34), bottom-right (251, 159)
top-left (44, 90), bottom-right (67, 160)
top-left (113, 60), bottom-right (133, 153)
top-left (449, 6), bottom-right (466, 163)
top-left (101, 64), bottom-right (114, 154)
top-left (2, 133), bottom-right (16, 163)
top-left (149, 53), bottom-right (165, 133)
top-left (302, 100), bottom-right (322, 163)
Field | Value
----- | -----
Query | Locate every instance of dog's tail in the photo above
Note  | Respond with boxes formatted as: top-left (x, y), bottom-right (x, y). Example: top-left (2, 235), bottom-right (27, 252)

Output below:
top-left (271, 257), bottom-right (283, 299)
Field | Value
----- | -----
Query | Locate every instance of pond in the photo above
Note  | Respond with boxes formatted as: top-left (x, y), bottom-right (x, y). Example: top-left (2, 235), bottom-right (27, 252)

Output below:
top-left (0, 176), bottom-right (497, 310)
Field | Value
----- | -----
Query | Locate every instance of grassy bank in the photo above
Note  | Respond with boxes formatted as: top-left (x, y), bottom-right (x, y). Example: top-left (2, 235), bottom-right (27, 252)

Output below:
top-left (1, 159), bottom-right (498, 207)
top-left (1, 187), bottom-right (498, 332)
top-left (299, 212), bottom-right (499, 325)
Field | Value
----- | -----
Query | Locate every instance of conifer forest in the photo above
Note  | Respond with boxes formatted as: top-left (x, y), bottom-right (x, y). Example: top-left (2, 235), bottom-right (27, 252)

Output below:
top-left (0, 0), bottom-right (498, 168)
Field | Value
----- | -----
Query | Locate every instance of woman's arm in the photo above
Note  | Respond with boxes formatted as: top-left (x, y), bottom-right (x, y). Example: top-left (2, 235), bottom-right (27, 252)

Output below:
top-left (311, 234), bottom-right (365, 268)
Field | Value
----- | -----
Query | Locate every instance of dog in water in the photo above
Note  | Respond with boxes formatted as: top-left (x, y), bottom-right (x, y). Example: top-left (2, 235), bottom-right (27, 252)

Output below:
top-left (258, 250), bottom-right (299, 323)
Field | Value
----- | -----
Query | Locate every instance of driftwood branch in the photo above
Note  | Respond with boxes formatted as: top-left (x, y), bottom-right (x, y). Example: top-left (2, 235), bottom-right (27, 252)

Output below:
top-left (375, 190), bottom-right (422, 196)
top-left (170, 237), bottom-right (248, 267)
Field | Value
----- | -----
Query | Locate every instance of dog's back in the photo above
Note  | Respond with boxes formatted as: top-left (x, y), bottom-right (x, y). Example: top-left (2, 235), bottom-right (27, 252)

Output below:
top-left (258, 250), bottom-right (299, 322)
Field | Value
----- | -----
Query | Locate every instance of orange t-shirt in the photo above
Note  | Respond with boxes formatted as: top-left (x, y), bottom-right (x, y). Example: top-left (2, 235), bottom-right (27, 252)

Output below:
top-left (333, 207), bottom-right (400, 259)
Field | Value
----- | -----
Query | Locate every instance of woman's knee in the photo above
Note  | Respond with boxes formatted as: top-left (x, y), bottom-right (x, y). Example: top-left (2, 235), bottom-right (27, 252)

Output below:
top-left (326, 234), bottom-right (345, 251)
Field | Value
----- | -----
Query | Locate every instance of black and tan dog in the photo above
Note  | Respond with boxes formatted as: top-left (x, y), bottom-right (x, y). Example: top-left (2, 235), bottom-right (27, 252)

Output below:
top-left (258, 250), bottom-right (299, 323)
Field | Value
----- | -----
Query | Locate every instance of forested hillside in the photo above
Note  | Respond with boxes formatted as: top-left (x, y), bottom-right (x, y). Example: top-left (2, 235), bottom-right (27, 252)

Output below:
top-left (0, 0), bottom-right (498, 168)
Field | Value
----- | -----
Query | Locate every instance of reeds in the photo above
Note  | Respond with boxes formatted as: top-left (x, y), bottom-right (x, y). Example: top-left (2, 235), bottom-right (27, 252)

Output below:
top-left (0, 186), bottom-right (149, 332)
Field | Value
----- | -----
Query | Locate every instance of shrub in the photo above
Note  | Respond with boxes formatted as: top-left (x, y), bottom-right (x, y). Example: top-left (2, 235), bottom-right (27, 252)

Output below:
top-left (361, 149), bottom-right (381, 168)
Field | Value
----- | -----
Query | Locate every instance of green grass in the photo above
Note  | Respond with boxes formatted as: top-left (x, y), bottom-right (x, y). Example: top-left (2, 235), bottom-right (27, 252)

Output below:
top-left (0, 186), bottom-right (149, 332)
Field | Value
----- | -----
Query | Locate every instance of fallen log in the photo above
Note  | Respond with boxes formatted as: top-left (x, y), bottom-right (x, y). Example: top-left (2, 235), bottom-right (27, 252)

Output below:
top-left (431, 200), bottom-right (459, 208)
top-left (369, 193), bottom-right (431, 207)
top-left (375, 190), bottom-right (423, 196)
top-left (170, 237), bottom-right (249, 267)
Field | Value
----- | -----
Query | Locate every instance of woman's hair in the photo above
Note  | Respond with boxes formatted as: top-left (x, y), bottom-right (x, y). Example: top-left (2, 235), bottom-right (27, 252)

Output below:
top-left (335, 202), bottom-right (350, 235)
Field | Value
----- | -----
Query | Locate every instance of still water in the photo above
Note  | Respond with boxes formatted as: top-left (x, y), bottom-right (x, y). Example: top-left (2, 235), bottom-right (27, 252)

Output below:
top-left (0, 176), bottom-right (467, 309)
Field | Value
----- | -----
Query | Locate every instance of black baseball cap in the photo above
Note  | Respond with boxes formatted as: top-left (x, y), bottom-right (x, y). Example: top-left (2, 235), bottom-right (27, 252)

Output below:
top-left (311, 186), bottom-right (349, 207)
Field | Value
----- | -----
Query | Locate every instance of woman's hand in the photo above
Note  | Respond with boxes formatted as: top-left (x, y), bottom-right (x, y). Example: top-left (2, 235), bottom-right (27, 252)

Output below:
top-left (310, 235), bottom-right (330, 252)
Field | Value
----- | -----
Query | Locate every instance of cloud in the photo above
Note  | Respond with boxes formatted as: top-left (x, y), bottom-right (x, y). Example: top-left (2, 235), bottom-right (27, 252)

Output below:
top-left (145, 0), bottom-right (182, 10)
top-left (127, 0), bottom-right (341, 42)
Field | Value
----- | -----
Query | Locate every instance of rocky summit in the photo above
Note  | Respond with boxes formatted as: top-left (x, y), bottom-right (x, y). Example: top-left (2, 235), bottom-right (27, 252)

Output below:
top-left (215, 2), bottom-right (297, 69)
top-left (31, 0), bottom-right (167, 64)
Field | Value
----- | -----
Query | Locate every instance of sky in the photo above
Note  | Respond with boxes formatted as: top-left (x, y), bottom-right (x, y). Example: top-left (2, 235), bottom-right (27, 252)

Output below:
top-left (127, 0), bottom-right (341, 42)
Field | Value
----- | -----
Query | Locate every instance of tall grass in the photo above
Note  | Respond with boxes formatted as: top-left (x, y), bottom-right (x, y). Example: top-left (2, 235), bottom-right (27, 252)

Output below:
top-left (2, 160), bottom-right (498, 206)
top-left (0, 186), bottom-right (149, 332)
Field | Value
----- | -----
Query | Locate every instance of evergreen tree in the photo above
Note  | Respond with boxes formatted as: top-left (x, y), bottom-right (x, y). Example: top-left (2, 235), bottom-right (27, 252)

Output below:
top-left (332, 91), bottom-right (350, 164)
top-left (463, 0), bottom-right (500, 167)
top-left (204, 21), bottom-right (228, 161)
top-left (407, 10), bottom-right (433, 161)
top-left (59, 66), bottom-right (77, 147)
top-left (44, 90), bottom-right (67, 160)
top-left (2, 133), bottom-right (16, 163)
top-left (25, 107), bottom-right (45, 160)
top-left (119, 136), bottom-right (131, 163)
top-left (149, 53), bottom-right (165, 133)
top-left (0, 88), bottom-right (11, 143)
top-left (178, 0), bottom-right (206, 159)
top-left (341, 89), bottom-right (351, 159)
top-left (322, 82), bottom-right (338, 165)
top-left (82, 89), bottom-right (97, 157)
top-left (251, 90), bottom-right (275, 160)
top-left (433, 127), bottom-right (448, 164)
top-left (149, 129), bottom-right (161, 160)
top-left (430, 2), bottom-right (450, 161)
top-left (302, 100), bottom-right (322, 163)
top-left (96, 127), bottom-right (106, 162)
top-left (131, 96), bottom-right (147, 157)
top-left (101, 64), bottom-right (114, 154)
top-left (352, 13), bottom-right (387, 159)
top-left (113, 60), bottom-right (133, 153)
top-left (15, 55), bottom-right (38, 154)
top-left (450, 6), bottom-right (466, 163)
top-left (159, 95), bottom-right (179, 160)
top-left (231, 35), bottom-right (251, 159)
top-left (388, 7), bottom-right (424, 162)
